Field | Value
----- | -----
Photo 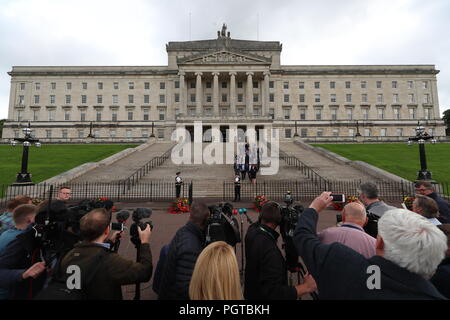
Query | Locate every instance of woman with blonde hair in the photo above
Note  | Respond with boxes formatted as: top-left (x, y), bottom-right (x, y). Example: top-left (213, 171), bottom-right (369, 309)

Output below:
top-left (189, 241), bottom-right (243, 300)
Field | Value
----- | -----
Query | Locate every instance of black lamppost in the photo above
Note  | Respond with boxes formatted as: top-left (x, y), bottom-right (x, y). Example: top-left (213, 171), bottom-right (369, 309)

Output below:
top-left (355, 120), bottom-right (362, 137)
top-left (293, 120), bottom-right (299, 137)
top-left (87, 121), bottom-right (95, 139)
top-left (10, 122), bottom-right (41, 185)
top-left (407, 121), bottom-right (437, 181)
top-left (150, 121), bottom-right (155, 138)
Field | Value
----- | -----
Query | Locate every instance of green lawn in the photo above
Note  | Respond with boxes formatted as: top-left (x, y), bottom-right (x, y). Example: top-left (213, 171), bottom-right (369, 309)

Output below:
top-left (0, 144), bottom-right (138, 186)
top-left (312, 143), bottom-right (450, 183)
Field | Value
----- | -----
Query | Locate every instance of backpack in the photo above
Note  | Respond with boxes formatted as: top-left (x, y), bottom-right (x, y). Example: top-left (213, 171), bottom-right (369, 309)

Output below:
top-left (34, 250), bottom-right (107, 300)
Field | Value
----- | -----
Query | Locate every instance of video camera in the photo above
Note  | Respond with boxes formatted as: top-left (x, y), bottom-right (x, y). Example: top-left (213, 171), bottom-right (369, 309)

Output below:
top-left (205, 202), bottom-right (240, 247)
top-left (279, 191), bottom-right (304, 272)
top-left (18, 193), bottom-right (116, 264)
top-left (66, 198), bottom-right (115, 234)
top-left (129, 208), bottom-right (153, 247)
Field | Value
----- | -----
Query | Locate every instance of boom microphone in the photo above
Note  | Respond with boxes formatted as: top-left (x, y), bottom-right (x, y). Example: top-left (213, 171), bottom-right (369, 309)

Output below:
top-left (132, 208), bottom-right (152, 222)
top-left (116, 210), bottom-right (130, 223)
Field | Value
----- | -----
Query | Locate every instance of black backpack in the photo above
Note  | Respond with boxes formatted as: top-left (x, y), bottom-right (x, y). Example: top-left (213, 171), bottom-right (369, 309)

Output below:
top-left (34, 250), bottom-right (107, 300)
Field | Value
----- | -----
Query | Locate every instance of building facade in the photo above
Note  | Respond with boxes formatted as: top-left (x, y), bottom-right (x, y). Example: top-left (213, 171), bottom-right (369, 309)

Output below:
top-left (2, 26), bottom-right (445, 143)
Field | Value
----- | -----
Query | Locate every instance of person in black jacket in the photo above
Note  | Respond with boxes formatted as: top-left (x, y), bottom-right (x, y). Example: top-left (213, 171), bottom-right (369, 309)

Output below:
top-left (294, 192), bottom-right (447, 300)
top-left (244, 201), bottom-right (317, 300)
top-left (431, 224), bottom-right (450, 298)
top-left (158, 201), bottom-right (210, 300)
top-left (415, 181), bottom-right (450, 223)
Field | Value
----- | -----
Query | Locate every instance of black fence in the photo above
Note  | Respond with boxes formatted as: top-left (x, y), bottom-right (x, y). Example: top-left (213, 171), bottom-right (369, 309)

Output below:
top-left (123, 146), bottom-right (174, 186)
top-left (2, 180), bottom-right (449, 209)
top-left (0, 181), bottom-right (193, 208)
top-left (223, 180), bottom-right (450, 202)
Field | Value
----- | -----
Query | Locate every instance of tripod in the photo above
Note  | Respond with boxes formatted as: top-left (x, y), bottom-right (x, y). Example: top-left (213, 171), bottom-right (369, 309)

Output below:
top-left (133, 241), bottom-right (141, 300)
top-left (288, 262), bottom-right (319, 300)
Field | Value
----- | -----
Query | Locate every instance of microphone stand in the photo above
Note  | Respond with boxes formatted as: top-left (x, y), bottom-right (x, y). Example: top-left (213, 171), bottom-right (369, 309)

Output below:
top-left (239, 213), bottom-right (244, 274)
top-left (134, 243), bottom-right (141, 300)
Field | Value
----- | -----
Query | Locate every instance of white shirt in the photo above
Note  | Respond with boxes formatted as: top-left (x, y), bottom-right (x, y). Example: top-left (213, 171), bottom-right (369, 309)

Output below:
top-left (428, 217), bottom-right (442, 225)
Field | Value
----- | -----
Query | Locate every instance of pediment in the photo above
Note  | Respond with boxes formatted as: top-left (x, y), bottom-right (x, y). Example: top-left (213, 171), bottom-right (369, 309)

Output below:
top-left (178, 50), bottom-right (271, 65)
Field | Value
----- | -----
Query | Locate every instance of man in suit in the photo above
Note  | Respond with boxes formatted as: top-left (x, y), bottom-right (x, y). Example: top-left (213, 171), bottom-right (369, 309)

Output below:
top-left (175, 172), bottom-right (183, 199)
top-left (294, 192), bottom-right (447, 299)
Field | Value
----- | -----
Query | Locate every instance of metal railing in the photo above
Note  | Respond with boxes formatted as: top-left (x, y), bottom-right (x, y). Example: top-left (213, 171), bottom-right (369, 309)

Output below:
top-left (279, 150), bottom-right (328, 186)
top-left (122, 146), bottom-right (174, 187)
top-left (0, 180), bottom-right (193, 208)
top-left (223, 180), bottom-right (450, 202)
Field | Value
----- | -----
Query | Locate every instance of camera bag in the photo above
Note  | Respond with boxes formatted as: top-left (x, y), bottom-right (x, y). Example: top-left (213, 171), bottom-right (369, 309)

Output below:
top-left (34, 250), bottom-right (107, 300)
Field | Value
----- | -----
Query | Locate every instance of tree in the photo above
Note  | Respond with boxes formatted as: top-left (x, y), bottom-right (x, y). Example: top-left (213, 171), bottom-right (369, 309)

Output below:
top-left (0, 119), bottom-right (5, 138)
top-left (443, 109), bottom-right (450, 136)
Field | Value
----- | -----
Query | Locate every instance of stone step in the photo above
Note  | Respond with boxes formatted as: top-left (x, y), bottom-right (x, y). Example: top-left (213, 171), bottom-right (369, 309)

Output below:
top-left (280, 142), bottom-right (370, 181)
top-left (70, 141), bottom-right (175, 183)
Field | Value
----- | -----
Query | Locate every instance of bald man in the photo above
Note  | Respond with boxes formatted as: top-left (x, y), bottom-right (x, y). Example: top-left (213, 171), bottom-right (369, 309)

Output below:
top-left (318, 202), bottom-right (376, 258)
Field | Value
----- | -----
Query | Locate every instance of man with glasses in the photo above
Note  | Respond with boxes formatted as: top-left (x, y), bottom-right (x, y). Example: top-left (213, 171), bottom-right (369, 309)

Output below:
top-left (415, 181), bottom-right (450, 223)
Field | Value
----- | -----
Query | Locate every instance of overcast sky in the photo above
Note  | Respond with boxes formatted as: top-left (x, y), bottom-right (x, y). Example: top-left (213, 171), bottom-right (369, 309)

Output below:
top-left (1, 0), bottom-right (449, 119)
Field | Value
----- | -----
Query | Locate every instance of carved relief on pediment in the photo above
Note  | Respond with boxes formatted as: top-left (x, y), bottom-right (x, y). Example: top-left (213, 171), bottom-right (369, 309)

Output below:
top-left (180, 51), bottom-right (269, 65)
top-left (201, 52), bottom-right (248, 63)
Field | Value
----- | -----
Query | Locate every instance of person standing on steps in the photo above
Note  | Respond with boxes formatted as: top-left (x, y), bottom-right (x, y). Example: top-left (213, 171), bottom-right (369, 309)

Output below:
top-left (175, 171), bottom-right (183, 199)
top-left (234, 174), bottom-right (241, 202)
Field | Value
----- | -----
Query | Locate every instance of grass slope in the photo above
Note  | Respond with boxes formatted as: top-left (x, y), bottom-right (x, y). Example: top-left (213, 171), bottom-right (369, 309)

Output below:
top-left (0, 144), bottom-right (138, 186)
top-left (312, 143), bottom-right (450, 182)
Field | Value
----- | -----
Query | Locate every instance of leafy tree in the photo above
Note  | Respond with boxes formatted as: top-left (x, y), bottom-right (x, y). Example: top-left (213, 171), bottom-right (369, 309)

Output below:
top-left (443, 109), bottom-right (450, 136)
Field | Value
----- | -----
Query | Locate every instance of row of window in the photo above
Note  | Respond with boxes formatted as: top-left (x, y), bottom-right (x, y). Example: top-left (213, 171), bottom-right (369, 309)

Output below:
top-left (14, 128), bottom-right (165, 139)
top-left (15, 104), bottom-right (433, 122)
top-left (282, 93), bottom-right (430, 104)
top-left (18, 92), bottom-right (432, 106)
top-left (295, 107), bottom-right (433, 121)
top-left (15, 108), bottom-right (164, 122)
top-left (285, 127), bottom-right (435, 138)
top-left (281, 80), bottom-right (430, 90)
top-left (19, 94), bottom-right (168, 105)
top-left (19, 79), bottom-right (431, 92)
top-left (13, 126), bottom-right (435, 140)
top-left (20, 81), bottom-right (169, 91)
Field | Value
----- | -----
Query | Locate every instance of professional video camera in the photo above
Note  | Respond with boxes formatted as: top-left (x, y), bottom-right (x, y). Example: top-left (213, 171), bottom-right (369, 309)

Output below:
top-left (18, 192), bottom-right (116, 264)
top-left (279, 191), bottom-right (304, 272)
top-left (205, 202), bottom-right (240, 247)
top-left (129, 208), bottom-right (153, 247)
top-left (66, 198), bottom-right (115, 234)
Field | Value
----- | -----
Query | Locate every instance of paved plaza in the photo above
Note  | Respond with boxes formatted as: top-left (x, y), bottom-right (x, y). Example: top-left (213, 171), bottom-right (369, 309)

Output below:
top-left (112, 200), bottom-right (341, 300)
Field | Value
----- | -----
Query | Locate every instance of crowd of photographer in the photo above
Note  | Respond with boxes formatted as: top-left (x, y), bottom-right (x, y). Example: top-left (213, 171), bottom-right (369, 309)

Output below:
top-left (0, 181), bottom-right (448, 300)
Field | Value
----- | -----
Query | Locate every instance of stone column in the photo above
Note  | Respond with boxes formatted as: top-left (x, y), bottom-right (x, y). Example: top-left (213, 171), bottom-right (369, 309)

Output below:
top-left (229, 71), bottom-right (237, 115)
top-left (246, 71), bottom-right (254, 116)
top-left (195, 72), bottom-right (203, 116)
top-left (212, 72), bottom-right (220, 116)
top-left (263, 71), bottom-right (270, 116)
top-left (178, 71), bottom-right (186, 116)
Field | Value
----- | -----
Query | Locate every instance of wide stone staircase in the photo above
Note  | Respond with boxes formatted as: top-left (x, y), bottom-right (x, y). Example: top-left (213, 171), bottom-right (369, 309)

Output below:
top-left (279, 141), bottom-right (372, 181)
top-left (69, 141), bottom-right (175, 183)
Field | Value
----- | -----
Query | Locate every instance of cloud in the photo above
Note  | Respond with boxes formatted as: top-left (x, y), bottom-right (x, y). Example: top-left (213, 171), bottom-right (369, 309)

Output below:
top-left (0, 0), bottom-right (449, 119)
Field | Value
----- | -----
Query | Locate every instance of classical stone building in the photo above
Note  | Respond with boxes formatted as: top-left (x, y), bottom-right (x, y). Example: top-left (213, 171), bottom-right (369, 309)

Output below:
top-left (2, 25), bottom-right (446, 143)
